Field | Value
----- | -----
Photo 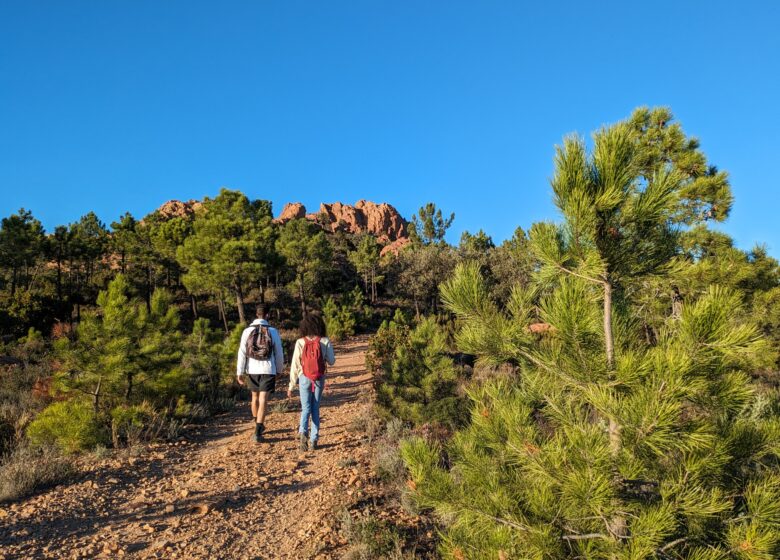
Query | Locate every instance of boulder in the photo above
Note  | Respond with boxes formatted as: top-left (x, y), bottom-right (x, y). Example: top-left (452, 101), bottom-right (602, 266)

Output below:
top-left (275, 202), bottom-right (307, 223)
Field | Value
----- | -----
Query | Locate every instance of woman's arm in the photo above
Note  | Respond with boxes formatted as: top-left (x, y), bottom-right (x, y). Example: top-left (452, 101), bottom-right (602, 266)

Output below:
top-left (288, 339), bottom-right (302, 392)
top-left (323, 337), bottom-right (336, 366)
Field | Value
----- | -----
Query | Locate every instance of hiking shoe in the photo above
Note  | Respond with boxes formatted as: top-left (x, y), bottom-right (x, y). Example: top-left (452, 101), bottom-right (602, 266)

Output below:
top-left (309, 440), bottom-right (318, 451)
top-left (298, 434), bottom-right (308, 452)
top-left (253, 423), bottom-right (264, 443)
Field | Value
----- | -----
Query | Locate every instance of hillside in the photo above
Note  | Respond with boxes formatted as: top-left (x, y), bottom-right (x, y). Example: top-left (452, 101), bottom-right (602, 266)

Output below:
top-left (0, 339), bottom-right (383, 559)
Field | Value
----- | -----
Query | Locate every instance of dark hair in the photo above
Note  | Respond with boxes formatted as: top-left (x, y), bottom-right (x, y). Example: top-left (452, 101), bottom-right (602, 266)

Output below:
top-left (299, 313), bottom-right (326, 338)
top-left (256, 303), bottom-right (271, 319)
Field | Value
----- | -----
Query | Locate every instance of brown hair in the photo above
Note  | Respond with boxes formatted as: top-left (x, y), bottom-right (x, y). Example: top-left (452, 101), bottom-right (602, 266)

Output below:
top-left (256, 303), bottom-right (271, 319)
top-left (299, 313), bottom-right (327, 338)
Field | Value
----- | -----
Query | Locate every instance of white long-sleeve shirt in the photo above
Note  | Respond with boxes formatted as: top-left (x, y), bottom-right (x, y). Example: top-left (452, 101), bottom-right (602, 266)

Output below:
top-left (288, 336), bottom-right (335, 391)
top-left (236, 319), bottom-right (285, 377)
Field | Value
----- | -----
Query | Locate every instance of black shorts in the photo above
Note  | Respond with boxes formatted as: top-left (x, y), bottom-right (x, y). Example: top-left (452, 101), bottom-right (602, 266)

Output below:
top-left (246, 374), bottom-right (276, 393)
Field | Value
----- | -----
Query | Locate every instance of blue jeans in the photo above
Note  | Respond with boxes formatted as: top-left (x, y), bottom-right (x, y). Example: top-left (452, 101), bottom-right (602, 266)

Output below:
top-left (298, 375), bottom-right (324, 442)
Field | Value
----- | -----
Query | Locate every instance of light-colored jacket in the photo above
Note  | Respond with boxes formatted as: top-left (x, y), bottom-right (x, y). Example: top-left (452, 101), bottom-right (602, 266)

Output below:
top-left (288, 336), bottom-right (335, 391)
top-left (236, 319), bottom-right (285, 377)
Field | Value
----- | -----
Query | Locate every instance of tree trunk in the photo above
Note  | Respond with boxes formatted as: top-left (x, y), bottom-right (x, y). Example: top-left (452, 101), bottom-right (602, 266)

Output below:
top-left (235, 281), bottom-right (246, 324)
top-left (125, 372), bottom-right (133, 401)
top-left (257, 279), bottom-right (266, 303)
top-left (146, 265), bottom-right (153, 312)
top-left (299, 273), bottom-right (307, 316)
top-left (603, 278), bottom-right (626, 540)
top-left (218, 297), bottom-right (229, 333)
top-left (371, 268), bottom-right (377, 302)
top-left (191, 294), bottom-right (199, 319)
top-left (603, 280), bottom-right (614, 369)
top-left (93, 377), bottom-right (102, 413)
top-left (56, 257), bottom-right (62, 301)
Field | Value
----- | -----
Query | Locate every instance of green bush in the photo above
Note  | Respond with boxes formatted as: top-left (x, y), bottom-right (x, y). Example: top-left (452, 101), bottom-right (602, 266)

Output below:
top-left (110, 402), bottom-right (155, 447)
top-left (372, 315), bottom-right (469, 429)
top-left (365, 309), bottom-right (411, 373)
top-left (27, 400), bottom-right (107, 453)
top-left (323, 296), bottom-right (357, 341)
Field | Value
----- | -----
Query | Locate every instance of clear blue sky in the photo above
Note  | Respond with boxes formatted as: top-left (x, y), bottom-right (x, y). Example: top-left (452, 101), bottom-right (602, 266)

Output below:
top-left (2, 1), bottom-right (779, 252)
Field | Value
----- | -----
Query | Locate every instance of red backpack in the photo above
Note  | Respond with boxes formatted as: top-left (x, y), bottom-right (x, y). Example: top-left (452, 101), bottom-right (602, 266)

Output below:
top-left (301, 337), bottom-right (326, 391)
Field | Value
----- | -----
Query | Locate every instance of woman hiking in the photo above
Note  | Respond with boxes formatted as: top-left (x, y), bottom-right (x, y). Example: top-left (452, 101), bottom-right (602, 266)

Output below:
top-left (287, 313), bottom-right (335, 451)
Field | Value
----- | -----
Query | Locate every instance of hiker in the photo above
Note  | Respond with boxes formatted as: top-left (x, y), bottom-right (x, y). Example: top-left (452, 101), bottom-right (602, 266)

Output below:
top-left (236, 303), bottom-right (285, 443)
top-left (287, 313), bottom-right (335, 451)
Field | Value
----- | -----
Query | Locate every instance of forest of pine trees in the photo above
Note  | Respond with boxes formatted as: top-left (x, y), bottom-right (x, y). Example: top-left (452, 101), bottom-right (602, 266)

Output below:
top-left (2, 107), bottom-right (780, 558)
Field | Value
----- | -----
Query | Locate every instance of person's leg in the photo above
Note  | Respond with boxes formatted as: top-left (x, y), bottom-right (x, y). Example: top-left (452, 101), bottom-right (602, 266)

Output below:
top-left (256, 391), bottom-right (269, 424)
top-left (249, 390), bottom-right (263, 442)
top-left (298, 376), bottom-right (312, 451)
top-left (309, 379), bottom-right (324, 446)
top-left (298, 376), bottom-right (312, 436)
top-left (250, 391), bottom-right (259, 419)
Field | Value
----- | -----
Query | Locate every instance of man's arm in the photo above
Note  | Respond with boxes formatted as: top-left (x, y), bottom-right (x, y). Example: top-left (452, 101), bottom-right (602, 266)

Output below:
top-left (236, 328), bottom-right (249, 380)
top-left (287, 340), bottom-right (301, 395)
top-left (273, 329), bottom-right (285, 375)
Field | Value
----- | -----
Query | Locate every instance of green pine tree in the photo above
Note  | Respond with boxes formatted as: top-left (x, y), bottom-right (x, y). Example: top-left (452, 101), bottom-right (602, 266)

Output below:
top-left (177, 189), bottom-right (277, 327)
top-left (401, 112), bottom-right (780, 559)
top-left (348, 234), bottom-right (382, 302)
top-left (276, 218), bottom-right (332, 315)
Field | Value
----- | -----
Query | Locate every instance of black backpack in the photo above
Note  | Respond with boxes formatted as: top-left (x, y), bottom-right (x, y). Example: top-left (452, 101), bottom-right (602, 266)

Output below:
top-left (246, 325), bottom-right (273, 361)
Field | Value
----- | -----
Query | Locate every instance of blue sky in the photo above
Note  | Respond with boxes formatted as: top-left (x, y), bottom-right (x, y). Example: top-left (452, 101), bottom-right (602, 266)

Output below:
top-left (2, 1), bottom-right (779, 252)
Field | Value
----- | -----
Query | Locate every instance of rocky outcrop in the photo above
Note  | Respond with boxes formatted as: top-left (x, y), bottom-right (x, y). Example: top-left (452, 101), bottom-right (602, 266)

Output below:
top-left (379, 237), bottom-right (412, 258)
top-left (354, 200), bottom-right (407, 242)
top-left (275, 200), bottom-right (408, 243)
top-left (155, 200), bottom-right (203, 220)
top-left (275, 202), bottom-right (306, 223)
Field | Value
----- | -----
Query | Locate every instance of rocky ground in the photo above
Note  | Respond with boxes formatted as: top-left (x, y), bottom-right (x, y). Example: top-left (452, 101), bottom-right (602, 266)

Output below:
top-left (0, 338), bottom-right (380, 559)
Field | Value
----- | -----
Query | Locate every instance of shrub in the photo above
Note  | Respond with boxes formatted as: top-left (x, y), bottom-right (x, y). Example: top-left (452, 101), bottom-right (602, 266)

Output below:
top-left (340, 510), bottom-right (403, 560)
top-left (373, 316), bottom-right (469, 429)
top-left (323, 296), bottom-right (357, 341)
top-left (111, 401), bottom-right (190, 447)
top-left (0, 360), bottom-right (49, 456)
top-left (0, 445), bottom-right (74, 503)
top-left (27, 400), bottom-right (107, 453)
top-left (366, 309), bottom-right (411, 373)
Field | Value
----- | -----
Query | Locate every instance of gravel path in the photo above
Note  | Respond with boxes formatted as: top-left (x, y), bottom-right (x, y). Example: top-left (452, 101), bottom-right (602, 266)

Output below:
top-left (0, 338), bottom-right (373, 560)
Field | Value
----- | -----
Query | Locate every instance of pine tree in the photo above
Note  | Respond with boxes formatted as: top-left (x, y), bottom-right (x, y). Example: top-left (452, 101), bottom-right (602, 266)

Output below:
top-left (0, 208), bottom-right (45, 297)
top-left (348, 234), bottom-right (382, 302)
top-left (401, 114), bottom-right (780, 559)
top-left (54, 274), bottom-right (181, 412)
top-left (276, 218), bottom-right (332, 315)
top-left (411, 202), bottom-right (455, 246)
top-left (177, 189), bottom-right (276, 327)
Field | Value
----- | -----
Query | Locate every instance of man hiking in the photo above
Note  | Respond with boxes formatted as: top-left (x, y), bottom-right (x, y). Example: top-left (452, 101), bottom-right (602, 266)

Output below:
top-left (236, 303), bottom-right (285, 443)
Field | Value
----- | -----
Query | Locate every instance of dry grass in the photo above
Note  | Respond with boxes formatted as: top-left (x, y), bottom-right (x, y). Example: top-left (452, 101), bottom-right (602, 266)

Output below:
top-left (0, 445), bottom-right (74, 503)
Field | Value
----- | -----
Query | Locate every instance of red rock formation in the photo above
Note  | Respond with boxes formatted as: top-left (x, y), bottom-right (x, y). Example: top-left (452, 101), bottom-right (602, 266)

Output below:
top-left (155, 200), bottom-right (203, 220)
top-left (275, 202), bottom-right (307, 223)
top-left (354, 200), bottom-right (407, 242)
top-left (274, 200), bottom-right (408, 244)
top-left (319, 202), bottom-right (367, 235)
top-left (379, 237), bottom-right (412, 257)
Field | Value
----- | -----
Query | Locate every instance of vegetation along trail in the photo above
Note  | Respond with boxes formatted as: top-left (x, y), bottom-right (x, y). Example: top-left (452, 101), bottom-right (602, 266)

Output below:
top-left (0, 338), bottom-right (373, 560)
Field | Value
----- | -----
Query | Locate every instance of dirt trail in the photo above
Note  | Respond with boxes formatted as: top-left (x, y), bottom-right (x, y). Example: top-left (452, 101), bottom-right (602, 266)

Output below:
top-left (1, 338), bottom-right (373, 560)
